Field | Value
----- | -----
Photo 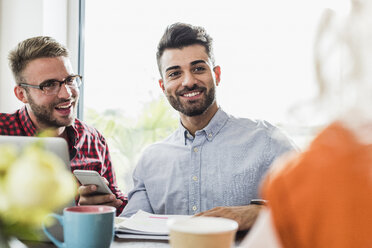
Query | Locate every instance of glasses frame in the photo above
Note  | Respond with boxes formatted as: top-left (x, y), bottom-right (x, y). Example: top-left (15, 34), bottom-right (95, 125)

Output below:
top-left (19, 75), bottom-right (83, 95)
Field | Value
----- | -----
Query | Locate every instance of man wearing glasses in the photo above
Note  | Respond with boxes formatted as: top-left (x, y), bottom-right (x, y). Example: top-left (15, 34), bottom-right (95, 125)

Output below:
top-left (0, 36), bottom-right (126, 215)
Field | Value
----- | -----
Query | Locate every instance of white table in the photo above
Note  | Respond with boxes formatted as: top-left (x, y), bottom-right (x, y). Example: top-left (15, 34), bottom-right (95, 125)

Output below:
top-left (20, 231), bottom-right (247, 247)
top-left (19, 238), bottom-right (168, 248)
top-left (112, 238), bottom-right (170, 247)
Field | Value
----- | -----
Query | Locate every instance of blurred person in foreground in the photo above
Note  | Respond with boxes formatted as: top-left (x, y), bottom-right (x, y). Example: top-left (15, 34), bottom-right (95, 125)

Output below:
top-left (122, 22), bottom-right (297, 230)
top-left (241, 0), bottom-right (372, 247)
top-left (0, 36), bottom-right (126, 215)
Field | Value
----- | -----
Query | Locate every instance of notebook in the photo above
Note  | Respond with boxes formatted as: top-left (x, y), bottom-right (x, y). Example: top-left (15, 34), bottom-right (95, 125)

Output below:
top-left (0, 135), bottom-right (74, 242)
top-left (115, 210), bottom-right (191, 240)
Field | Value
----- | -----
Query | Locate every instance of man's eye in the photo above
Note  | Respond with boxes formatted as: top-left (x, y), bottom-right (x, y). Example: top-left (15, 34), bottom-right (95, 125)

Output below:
top-left (193, 67), bottom-right (206, 73)
top-left (168, 71), bottom-right (181, 78)
top-left (40, 81), bottom-right (58, 88)
top-left (65, 77), bottom-right (75, 84)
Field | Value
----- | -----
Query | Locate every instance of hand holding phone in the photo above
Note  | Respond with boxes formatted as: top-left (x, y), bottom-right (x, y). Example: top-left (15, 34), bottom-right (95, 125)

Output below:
top-left (73, 170), bottom-right (112, 194)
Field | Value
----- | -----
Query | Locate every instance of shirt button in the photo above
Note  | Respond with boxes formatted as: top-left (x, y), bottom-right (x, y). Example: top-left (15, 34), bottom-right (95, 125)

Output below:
top-left (192, 206), bottom-right (197, 211)
top-left (193, 147), bottom-right (198, 152)
top-left (192, 176), bottom-right (198, 181)
top-left (208, 133), bottom-right (212, 137)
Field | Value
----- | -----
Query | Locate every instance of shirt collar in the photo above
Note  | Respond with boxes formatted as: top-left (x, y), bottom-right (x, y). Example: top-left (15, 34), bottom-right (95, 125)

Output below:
top-left (65, 124), bottom-right (78, 160)
top-left (66, 124), bottom-right (78, 144)
top-left (179, 108), bottom-right (229, 145)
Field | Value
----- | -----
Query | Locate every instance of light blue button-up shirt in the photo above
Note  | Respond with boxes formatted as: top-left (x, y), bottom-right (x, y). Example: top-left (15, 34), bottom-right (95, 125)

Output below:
top-left (122, 108), bottom-right (296, 217)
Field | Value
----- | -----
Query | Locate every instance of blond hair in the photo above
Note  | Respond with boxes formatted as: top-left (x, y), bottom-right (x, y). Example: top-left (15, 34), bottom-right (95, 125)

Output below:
top-left (8, 36), bottom-right (69, 84)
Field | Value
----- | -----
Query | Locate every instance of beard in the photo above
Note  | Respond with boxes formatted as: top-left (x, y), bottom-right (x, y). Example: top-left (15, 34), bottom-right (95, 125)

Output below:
top-left (26, 92), bottom-right (77, 128)
top-left (166, 84), bottom-right (216, 117)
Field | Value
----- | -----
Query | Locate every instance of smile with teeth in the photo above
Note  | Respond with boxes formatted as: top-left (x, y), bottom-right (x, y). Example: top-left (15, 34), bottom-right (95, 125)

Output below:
top-left (56, 103), bottom-right (72, 109)
top-left (182, 91), bottom-right (201, 97)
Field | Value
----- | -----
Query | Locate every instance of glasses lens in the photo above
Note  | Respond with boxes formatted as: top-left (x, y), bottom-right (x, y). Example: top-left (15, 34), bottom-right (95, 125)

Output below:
top-left (41, 81), bottom-right (60, 95)
top-left (72, 76), bottom-right (82, 87)
top-left (65, 76), bottom-right (81, 88)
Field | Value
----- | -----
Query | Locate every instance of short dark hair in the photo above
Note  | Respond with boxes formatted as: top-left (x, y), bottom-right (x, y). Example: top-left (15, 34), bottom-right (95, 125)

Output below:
top-left (8, 36), bottom-right (69, 84)
top-left (156, 23), bottom-right (215, 76)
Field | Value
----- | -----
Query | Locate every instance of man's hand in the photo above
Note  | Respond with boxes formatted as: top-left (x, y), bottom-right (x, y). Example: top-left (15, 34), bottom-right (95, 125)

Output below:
top-left (195, 205), bottom-right (263, 231)
top-left (77, 177), bottom-right (123, 209)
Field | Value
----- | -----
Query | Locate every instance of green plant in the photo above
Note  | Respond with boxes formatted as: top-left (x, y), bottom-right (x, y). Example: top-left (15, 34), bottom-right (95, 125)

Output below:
top-left (85, 97), bottom-right (178, 194)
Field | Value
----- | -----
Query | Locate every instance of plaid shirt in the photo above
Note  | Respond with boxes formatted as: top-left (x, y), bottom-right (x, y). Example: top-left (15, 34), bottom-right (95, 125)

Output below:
top-left (0, 106), bottom-right (127, 215)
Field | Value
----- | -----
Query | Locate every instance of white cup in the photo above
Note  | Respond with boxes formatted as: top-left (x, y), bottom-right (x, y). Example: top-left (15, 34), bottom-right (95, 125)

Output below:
top-left (168, 217), bottom-right (238, 248)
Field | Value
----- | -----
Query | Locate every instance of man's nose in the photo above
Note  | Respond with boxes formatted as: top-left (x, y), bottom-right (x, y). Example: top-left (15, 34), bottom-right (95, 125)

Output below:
top-left (57, 83), bottom-right (74, 98)
top-left (182, 72), bottom-right (198, 87)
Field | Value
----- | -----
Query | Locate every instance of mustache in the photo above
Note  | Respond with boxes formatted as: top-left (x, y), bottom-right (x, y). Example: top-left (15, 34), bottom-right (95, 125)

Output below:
top-left (53, 98), bottom-right (76, 107)
top-left (176, 84), bottom-right (206, 96)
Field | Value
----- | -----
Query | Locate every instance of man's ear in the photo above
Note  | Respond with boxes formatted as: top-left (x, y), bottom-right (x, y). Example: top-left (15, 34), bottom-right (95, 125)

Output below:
top-left (159, 79), bottom-right (165, 91)
top-left (213, 66), bottom-right (221, 86)
top-left (14, 85), bottom-right (29, 103)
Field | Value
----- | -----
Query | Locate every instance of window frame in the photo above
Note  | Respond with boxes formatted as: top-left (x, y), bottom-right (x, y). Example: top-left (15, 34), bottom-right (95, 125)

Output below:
top-left (77, 0), bottom-right (86, 119)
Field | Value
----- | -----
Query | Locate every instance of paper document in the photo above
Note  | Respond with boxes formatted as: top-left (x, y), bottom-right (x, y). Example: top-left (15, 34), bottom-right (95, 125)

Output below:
top-left (115, 233), bottom-right (170, 240)
top-left (115, 210), bottom-right (191, 239)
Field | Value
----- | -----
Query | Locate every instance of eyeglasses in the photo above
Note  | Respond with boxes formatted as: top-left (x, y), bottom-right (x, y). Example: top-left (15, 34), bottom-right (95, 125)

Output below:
top-left (19, 75), bottom-right (83, 96)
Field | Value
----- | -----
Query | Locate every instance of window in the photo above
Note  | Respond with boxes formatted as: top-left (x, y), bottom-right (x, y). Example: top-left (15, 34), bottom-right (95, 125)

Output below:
top-left (83, 0), bottom-right (349, 193)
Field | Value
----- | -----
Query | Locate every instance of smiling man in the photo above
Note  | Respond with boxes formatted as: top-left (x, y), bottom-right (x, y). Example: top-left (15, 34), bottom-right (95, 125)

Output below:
top-left (0, 36), bottom-right (126, 215)
top-left (122, 23), bottom-right (297, 230)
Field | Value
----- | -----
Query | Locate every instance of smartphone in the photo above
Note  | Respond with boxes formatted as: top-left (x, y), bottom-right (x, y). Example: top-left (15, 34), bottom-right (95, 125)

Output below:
top-left (73, 170), bottom-right (112, 194)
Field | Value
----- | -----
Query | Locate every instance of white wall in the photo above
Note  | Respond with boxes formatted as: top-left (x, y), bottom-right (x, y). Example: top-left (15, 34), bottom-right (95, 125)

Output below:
top-left (0, 0), bottom-right (79, 113)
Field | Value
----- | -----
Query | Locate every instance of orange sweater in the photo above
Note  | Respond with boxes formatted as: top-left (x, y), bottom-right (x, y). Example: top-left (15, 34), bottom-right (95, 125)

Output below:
top-left (262, 122), bottom-right (372, 248)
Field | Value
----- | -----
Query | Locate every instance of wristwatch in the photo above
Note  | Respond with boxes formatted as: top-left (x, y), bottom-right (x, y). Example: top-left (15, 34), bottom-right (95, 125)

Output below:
top-left (250, 199), bottom-right (267, 206)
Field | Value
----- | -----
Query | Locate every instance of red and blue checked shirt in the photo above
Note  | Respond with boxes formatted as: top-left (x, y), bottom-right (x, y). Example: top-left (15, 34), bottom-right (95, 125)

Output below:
top-left (0, 106), bottom-right (127, 215)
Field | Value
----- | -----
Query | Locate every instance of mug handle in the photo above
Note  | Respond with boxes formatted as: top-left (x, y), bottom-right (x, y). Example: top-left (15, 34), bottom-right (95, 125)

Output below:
top-left (42, 213), bottom-right (65, 248)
